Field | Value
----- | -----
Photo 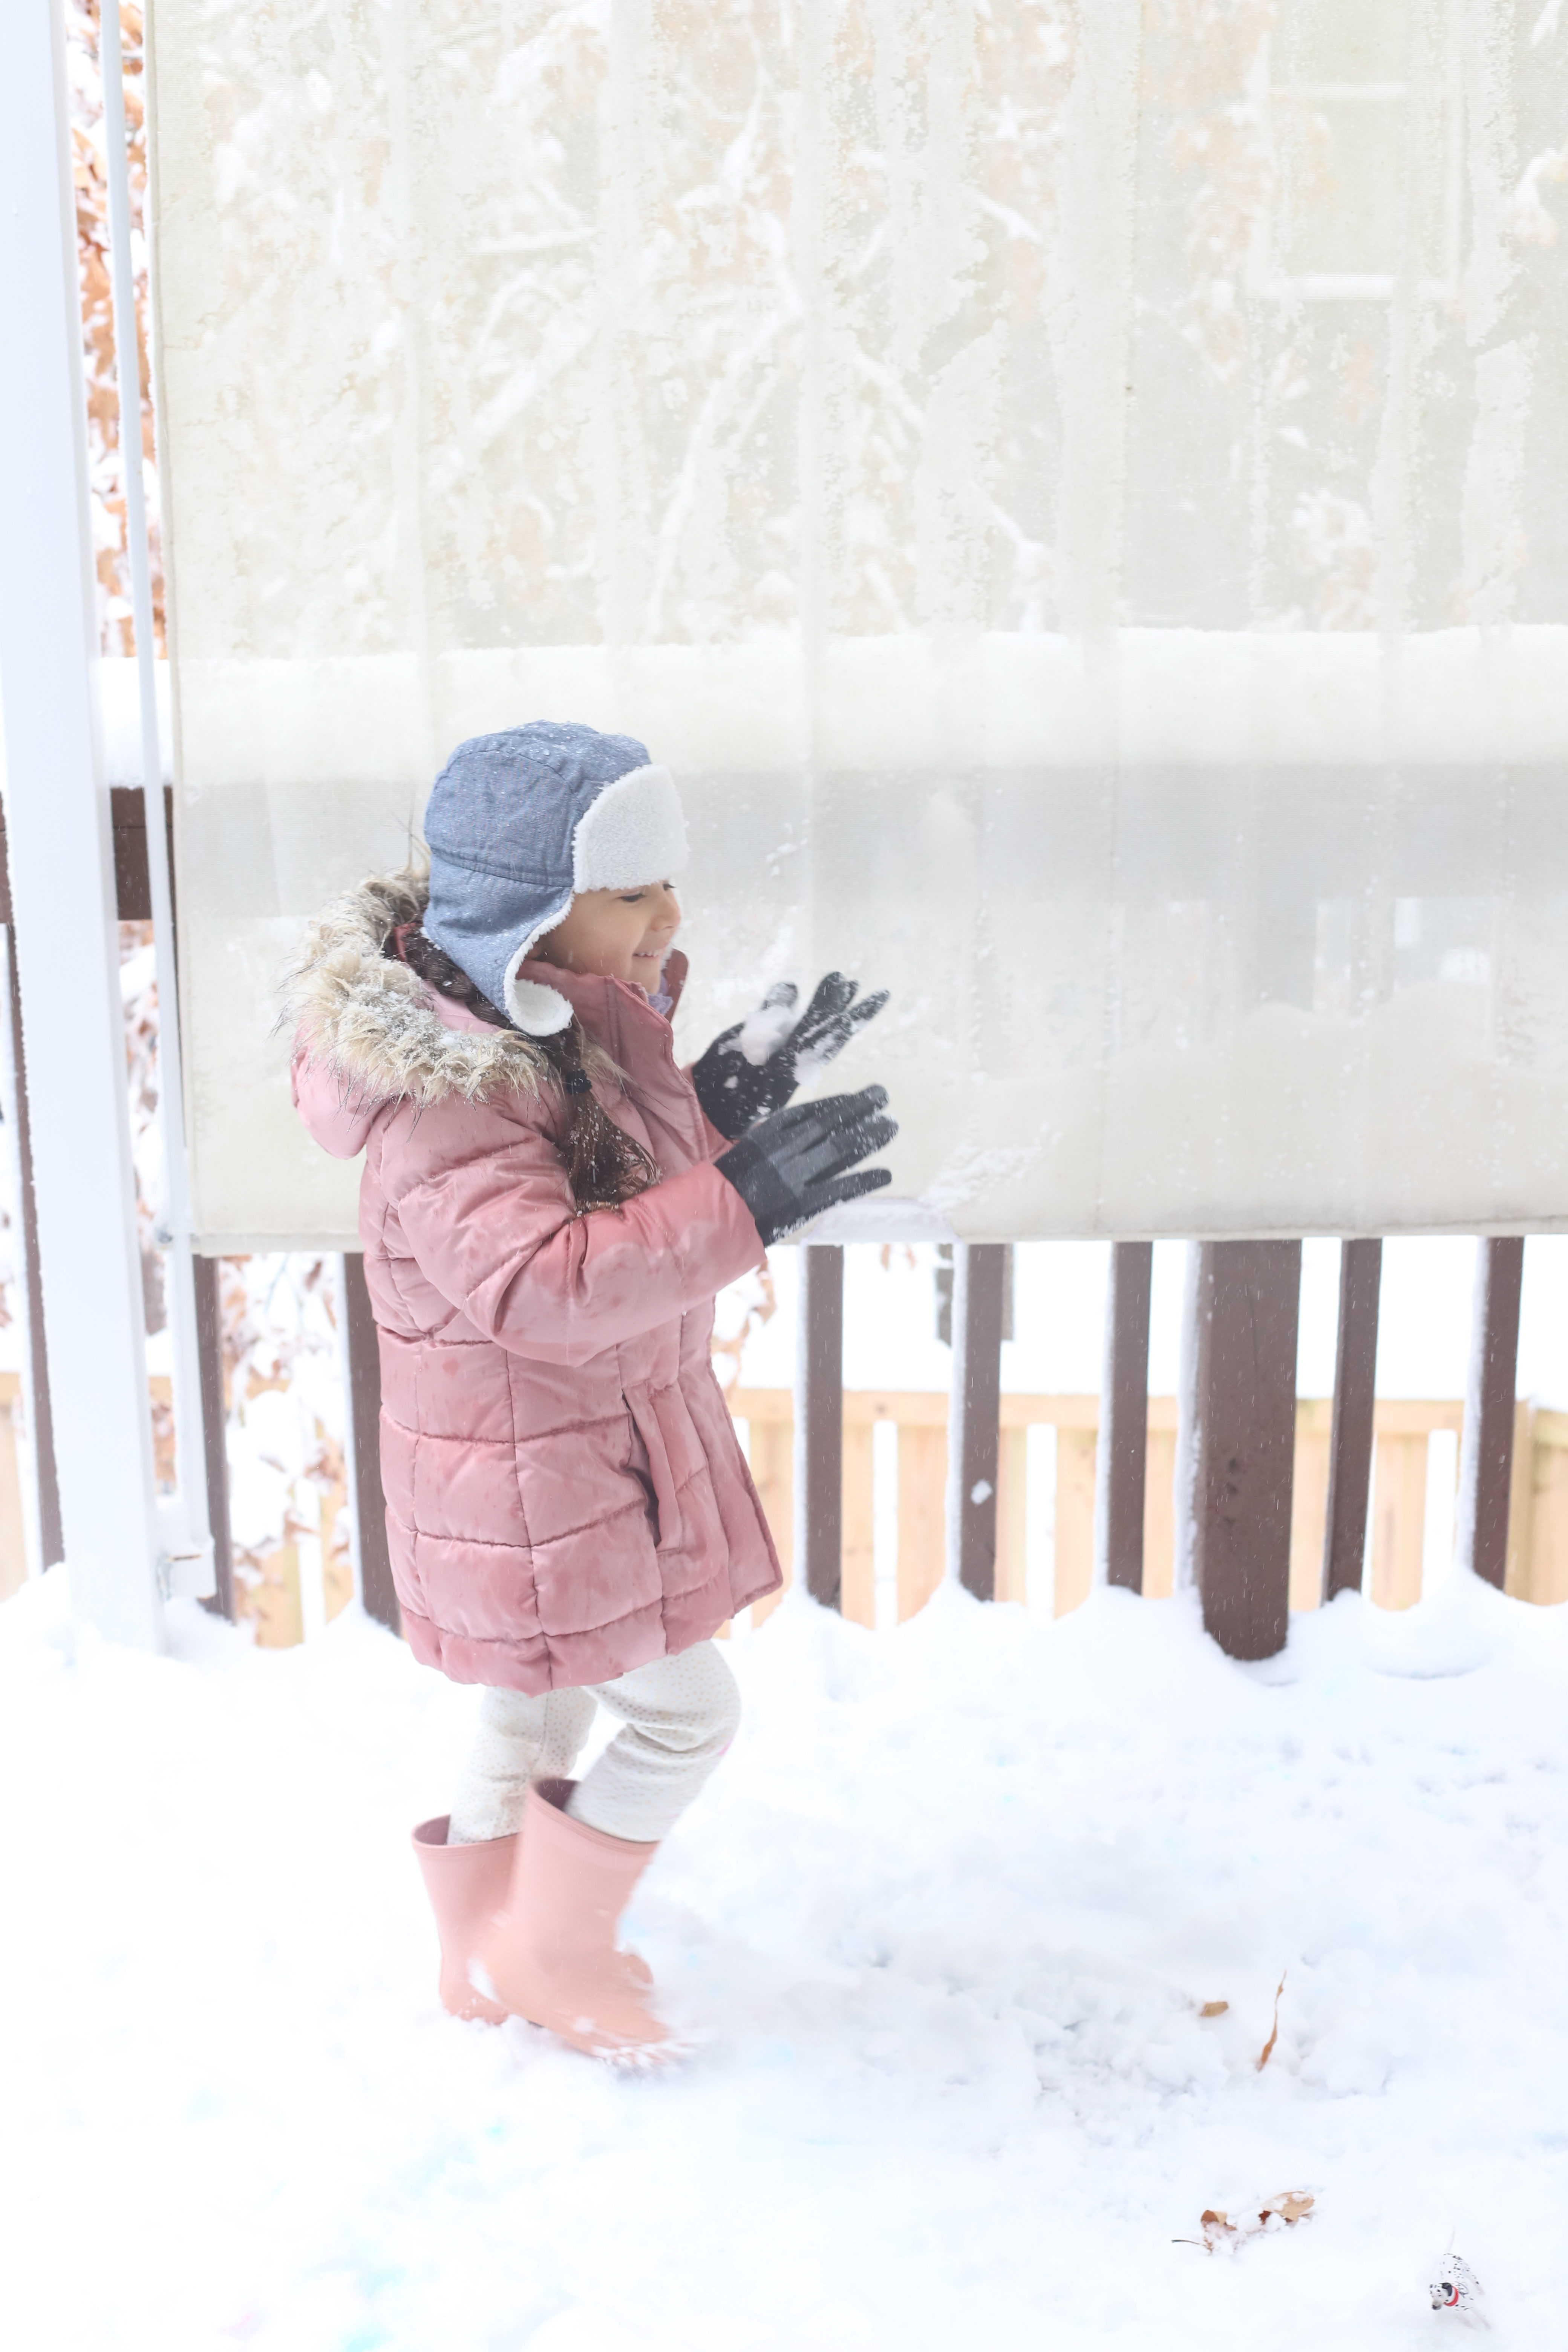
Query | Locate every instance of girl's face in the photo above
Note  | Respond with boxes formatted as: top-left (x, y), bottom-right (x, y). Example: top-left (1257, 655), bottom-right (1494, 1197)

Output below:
top-left (534, 882), bottom-right (681, 989)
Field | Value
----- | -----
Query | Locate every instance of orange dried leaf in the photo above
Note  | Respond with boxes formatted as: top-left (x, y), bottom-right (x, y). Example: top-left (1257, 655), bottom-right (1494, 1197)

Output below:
top-left (1256, 1970), bottom-right (1286, 2070)
top-left (1261, 2191), bottom-right (1314, 2226)
top-left (1184, 2190), bottom-right (1315, 2255)
top-left (1200, 2000), bottom-right (1229, 2017)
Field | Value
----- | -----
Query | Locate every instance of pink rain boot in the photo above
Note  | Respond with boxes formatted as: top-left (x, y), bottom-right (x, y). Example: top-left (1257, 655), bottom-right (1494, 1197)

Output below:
top-left (479, 1779), bottom-right (671, 2060)
top-left (410, 1815), bottom-right (514, 2025)
top-left (413, 1810), bottom-right (651, 2023)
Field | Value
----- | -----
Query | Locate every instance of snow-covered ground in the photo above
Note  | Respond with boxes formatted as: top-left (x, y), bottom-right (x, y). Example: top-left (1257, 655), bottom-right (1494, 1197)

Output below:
top-left (4, 1566), bottom-right (1566, 2351)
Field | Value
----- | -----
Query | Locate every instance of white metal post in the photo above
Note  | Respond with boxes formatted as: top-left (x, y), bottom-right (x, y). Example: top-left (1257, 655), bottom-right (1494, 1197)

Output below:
top-left (0, 0), bottom-right (163, 1646)
top-left (0, 929), bottom-right (46, 1580)
top-left (101, 0), bottom-right (213, 1599)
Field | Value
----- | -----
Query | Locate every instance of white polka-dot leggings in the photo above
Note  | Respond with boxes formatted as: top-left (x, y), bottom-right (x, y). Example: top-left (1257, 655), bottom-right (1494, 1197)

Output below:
top-left (446, 1641), bottom-right (741, 1847)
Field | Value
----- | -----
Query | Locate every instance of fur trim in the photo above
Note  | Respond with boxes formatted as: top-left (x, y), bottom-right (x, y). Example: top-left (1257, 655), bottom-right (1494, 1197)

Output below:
top-left (279, 856), bottom-right (616, 1110)
top-left (572, 763), bottom-right (688, 891)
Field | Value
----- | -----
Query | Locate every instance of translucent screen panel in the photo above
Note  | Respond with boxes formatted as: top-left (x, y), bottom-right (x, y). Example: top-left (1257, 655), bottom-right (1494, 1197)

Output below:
top-left (147, 2), bottom-right (1568, 1248)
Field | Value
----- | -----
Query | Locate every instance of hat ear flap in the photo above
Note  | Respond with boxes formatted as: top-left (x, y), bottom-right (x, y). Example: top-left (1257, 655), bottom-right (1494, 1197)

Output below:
top-left (503, 940), bottom-right (573, 1035)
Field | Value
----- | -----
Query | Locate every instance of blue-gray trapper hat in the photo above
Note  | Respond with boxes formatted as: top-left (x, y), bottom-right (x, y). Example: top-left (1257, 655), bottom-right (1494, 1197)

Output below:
top-left (422, 721), bottom-right (687, 1035)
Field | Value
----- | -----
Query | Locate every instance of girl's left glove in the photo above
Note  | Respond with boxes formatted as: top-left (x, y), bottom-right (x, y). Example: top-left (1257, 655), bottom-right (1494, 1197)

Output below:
top-left (715, 1087), bottom-right (897, 1247)
top-left (692, 972), bottom-right (889, 1142)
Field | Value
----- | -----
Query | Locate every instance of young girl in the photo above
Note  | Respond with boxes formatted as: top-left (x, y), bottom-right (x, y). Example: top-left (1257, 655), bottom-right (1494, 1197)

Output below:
top-left (285, 721), bottom-right (895, 2058)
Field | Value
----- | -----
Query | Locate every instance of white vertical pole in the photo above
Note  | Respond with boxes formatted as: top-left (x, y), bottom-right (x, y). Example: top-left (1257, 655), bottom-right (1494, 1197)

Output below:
top-left (101, 0), bottom-right (212, 1598)
top-left (0, 0), bottom-right (162, 1646)
top-left (0, 930), bottom-right (45, 1580)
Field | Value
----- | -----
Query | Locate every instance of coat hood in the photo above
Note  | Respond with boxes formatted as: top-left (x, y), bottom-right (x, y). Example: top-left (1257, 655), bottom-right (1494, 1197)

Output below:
top-left (281, 858), bottom-right (617, 1114)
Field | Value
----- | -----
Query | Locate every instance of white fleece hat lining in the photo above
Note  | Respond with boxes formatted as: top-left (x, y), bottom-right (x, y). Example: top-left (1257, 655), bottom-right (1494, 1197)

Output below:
top-left (499, 764), bottom-right (688, 1035)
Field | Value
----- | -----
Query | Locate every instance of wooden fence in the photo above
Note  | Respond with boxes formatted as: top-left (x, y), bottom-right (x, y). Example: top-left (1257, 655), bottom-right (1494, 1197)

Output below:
top-left (6, 1365), bottom-right (1567, 1631)
top-left (729, 1388), bottom-right (1568, 1626)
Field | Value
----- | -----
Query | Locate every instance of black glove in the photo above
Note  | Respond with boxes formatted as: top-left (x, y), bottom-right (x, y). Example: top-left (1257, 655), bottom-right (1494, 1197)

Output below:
top-left (692, 972), bottom-right (890, 1142)
top-left (715, 1087), bottom-right (897, 1247)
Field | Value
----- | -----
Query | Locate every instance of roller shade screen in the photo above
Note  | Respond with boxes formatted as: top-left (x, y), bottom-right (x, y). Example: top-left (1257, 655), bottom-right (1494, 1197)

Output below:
top-left (146, 2), bottom-right (1568, 1247)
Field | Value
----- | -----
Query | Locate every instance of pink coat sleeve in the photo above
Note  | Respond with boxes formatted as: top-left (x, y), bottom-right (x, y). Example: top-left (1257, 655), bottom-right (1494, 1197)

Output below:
top-left (384, 1098), bottom-right (765, 1365)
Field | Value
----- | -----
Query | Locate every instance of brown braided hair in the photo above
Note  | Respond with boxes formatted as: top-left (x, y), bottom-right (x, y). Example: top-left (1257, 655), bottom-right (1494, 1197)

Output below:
top-left (390, 923), bottom-right (660, 1213)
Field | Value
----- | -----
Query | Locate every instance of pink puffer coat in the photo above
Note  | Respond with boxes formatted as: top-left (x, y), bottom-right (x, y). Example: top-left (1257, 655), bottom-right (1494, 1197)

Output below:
top-left (285, 867), bottom-right (780, 1691)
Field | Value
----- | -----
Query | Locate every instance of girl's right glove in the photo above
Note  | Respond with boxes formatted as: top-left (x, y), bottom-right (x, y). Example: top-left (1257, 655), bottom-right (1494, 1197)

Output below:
top-left (692, 973), bottom-right (890, 1142)
top-left (714, 1087), bottom-right (897, 1247)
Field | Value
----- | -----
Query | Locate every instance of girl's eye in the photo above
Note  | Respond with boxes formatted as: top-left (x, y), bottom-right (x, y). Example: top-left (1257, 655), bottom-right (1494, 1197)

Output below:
top-left (619, 892), bottom-right (646, 905)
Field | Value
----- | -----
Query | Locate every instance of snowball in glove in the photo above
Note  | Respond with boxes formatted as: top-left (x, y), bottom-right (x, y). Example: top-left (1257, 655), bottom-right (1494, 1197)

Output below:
top-left (693, 973), bottom-right (889, 1142)
top-left (715, 1086), bottom-right (897, 1247)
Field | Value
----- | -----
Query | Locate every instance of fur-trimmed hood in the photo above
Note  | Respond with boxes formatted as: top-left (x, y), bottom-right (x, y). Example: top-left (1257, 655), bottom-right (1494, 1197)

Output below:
top-left (280, 858), bottom-right (616, 1110)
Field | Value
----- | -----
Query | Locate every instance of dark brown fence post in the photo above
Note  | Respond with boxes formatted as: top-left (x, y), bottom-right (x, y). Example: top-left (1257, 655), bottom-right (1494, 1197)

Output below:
top-left (1190, 1239), bottom-right (1301, 1659)
top-left (795, 1243), bottom-right (844, 1609)
top-left (1321, 1237), bottom-right (1381, 1602)
top-left (1457, 1235), bottom-right (1524, 1591)
top-left (1099, 1240), bottom-right (1152, 1592)
top-left (109, 783), bottom-right (173, 920)
top-left (950, 1242), bottom-right (1007, 1600)
top-left (192, 1255), bottom-right (235, 1619)
top-left (340, 1251), bottom-right (400, 1632)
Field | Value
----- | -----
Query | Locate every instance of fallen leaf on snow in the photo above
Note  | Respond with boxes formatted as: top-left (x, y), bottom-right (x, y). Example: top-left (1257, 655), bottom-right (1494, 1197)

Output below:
top-left (1199, 2000), bottom-right (1229, 2017)
top-left (1260, 2191), bottom-right (1314, 2226)
top-left (1256, 1971), bottom-right (1287, 2070)
top-left (1174, 2190), bottom-right (1315, 2254)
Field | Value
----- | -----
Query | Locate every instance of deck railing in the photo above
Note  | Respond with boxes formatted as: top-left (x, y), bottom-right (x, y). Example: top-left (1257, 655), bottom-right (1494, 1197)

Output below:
top-left (0, 796), bottom-right (1547, 1653)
